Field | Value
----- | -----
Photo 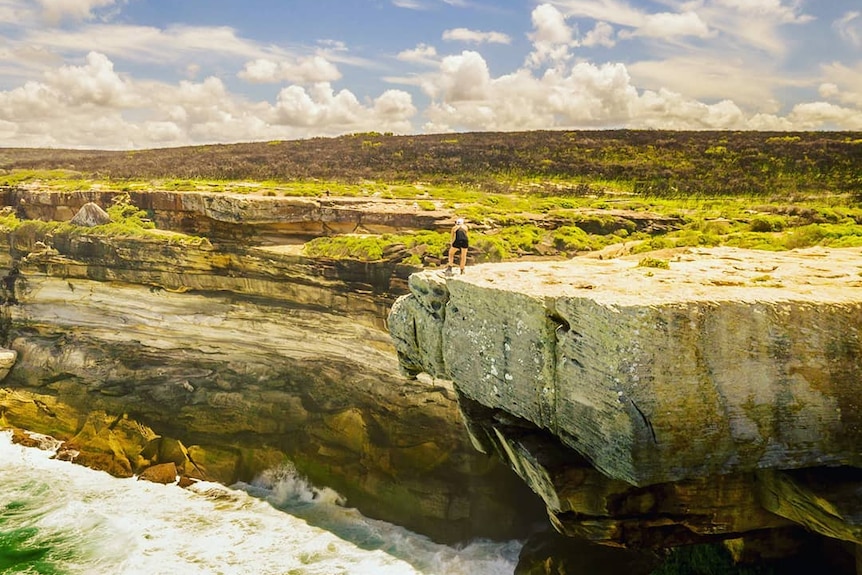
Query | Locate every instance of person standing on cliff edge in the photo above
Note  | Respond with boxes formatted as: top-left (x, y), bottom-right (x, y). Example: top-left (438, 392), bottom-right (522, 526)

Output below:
top-left (446, 218), bottom-right (469, 276)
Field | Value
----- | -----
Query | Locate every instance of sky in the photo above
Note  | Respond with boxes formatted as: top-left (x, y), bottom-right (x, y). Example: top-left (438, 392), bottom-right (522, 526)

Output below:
top-left (0, 0), bottom-right (860, 150)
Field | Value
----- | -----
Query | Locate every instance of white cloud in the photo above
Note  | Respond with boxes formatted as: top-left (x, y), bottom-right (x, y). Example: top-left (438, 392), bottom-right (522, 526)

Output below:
top-left (23, 24), bottom-right (269, 66)
top-left (392, 0), bottom-right (427, 9)
top-left (46, 50), bottom-right (134, 106)
top-left (0, 49), bottom-right (417, 149)
top-left (270, 83), bottom-right (415, 134)
top-left (442, 28), bottom-right (511, 44)
top-left (426, 51), bottom-right (491, 102)
top-left (712, 0), bottom-right (813, 24)
top-left (0, 0), bottom-right (857, 148)
top-left (239, 56), bottom-right (341, 84)
top-left (693, 0), bottom-right (811, 55)
top-left (0, 51), bottom-right (135, 124)
top-left (550, 0), bottom-right (808, 55)
top-left (627, 55), bottom-right (781, 111)
top-left (0, 0), bottom-right (32, 25)
top-left (374, 89), bottom-right (417, 120)
top-left (623, 11), bottom-right (711, 39)
top-left (786, 102), bottom-right (862, 130)
top-left (36, 0), bottom-right (118, 24)
top-left (820, 62), bottom-right (862, 108)
top-left (582, 21), bottom-right (616, 47)
top-left (397, 44), bottom-right (439, 65)
top-left (527, 4), bottom-right (574, 68)
top-left (547, 0), bottom-right (643, 28)
top-left (834, 11), bottom-right (862, 48)
top-left (420, 50), bottom-right (764, 132)
top-left (531, 4), bottom-right (574, 45)
top-left (631, 89), bottom-right (745, 129)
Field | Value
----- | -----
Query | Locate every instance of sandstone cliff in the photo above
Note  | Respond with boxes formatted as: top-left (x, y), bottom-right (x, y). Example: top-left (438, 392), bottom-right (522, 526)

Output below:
top-left (389, 247), bottom-right (862, 553)
top-left (0, 189), bottom-right (544, 543)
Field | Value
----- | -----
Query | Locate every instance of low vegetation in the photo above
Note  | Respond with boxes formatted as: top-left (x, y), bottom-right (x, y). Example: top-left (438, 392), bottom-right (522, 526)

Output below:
top-left (0, 193), bottom-right (208, 246)
top-left (1, 130), bottom-right (860, 264)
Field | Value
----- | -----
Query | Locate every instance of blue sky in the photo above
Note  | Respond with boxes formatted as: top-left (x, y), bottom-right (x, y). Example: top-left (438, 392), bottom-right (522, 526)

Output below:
top-left (0, 0), bottom-right (860, 149)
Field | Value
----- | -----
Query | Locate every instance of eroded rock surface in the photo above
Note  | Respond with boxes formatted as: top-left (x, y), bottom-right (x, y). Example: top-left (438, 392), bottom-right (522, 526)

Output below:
top-left (0, 215), bottom-right (543, 544)
top-left (389, 247), bottom-right (862, 548)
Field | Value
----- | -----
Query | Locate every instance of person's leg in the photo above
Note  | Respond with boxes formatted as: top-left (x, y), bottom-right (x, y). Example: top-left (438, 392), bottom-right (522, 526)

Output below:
top-left (447, 246), bottom-right (455, 272)
top-left (459, 248), bottom-right (467, 272)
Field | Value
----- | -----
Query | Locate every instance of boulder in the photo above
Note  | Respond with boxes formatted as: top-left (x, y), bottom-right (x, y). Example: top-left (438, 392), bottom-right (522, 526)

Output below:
top-left (70, 202), bottom-right (111, 227)
top-left (0, 348), bottom-right (16, 380)
top-left (138, 462), bottom-right (178, 484)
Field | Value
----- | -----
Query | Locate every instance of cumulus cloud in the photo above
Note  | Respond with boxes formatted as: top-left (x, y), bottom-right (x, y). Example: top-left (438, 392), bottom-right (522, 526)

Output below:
top-left (527, 3), bottom-right (574, 68)
top-left (270, 83), bottom-right (415, 133)
top-left (0, 51), bottom-right (134, 123)
top-left (442, 28), bottom-right (511, 44)
top-left (425, 51), bottom-right (491, 101)
top-left (786, 102), bottom-right (862, 130)
top-left (239, 55), bottom-right (341, 84)
top-left (420, 49), bottom-right (764, 133)
top-left (48, 51), bottom-right (135, 106)
top-left (0, 0), bottom-right (857, 148)
top-left (374, 89), bottom-right (417, 119)
top-left (0, 50), bottom-right (416, 149)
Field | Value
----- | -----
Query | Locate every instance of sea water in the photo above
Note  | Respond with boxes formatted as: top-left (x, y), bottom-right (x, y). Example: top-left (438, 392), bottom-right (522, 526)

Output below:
top-left (0, 431), bottom-right (522, 575)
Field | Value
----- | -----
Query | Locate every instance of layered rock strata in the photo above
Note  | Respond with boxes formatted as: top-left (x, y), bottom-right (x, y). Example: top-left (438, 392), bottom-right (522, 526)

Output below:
top-left (0, 200), bottom-right (544, 543)
top-left (389, 247), bottom-right (862, 550)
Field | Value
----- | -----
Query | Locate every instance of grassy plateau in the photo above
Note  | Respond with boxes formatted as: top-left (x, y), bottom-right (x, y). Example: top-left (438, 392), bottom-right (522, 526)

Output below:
top-left (1, 130), bottom-right (860, 266)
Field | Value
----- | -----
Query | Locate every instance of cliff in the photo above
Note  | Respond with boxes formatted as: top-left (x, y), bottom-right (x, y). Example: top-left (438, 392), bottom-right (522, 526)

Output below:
top-left (389, 247), bottom-right (862, 552)
top-left (0, 190), bottom-right (544, 544)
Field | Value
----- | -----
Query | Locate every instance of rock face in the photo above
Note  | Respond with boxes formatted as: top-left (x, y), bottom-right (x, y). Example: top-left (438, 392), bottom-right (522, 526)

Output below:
top-left (389, 247), bottom-right (862, 549)
top-left (4, 188), bottom-right (454, 245)
top-left (0, 192), bottom-right (545, 544)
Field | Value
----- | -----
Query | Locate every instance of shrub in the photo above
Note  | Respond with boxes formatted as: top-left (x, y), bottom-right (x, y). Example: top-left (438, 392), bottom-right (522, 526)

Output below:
top-left (781, 225), bottom-right (826, 249)
top-left (553, 226), bottom-right (592, 252)
top-left (749, 215), bottom-right (785, 232)
top-left (106, 193), bottom-right (155, 230)
top-left (471, 235), bottom-right (508, 261)
top-left (638, 257), bottom-right (669, 269)
top-left (304, 235), bottom-right (385, 260)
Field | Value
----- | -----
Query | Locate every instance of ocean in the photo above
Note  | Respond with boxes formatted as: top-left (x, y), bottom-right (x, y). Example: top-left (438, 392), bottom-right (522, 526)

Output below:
top-left (0, 431), bottom-right (522, 575)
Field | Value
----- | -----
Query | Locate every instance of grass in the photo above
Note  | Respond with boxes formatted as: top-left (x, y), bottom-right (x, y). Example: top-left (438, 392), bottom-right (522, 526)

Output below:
top-left (3, 133), bottom-right (862, 266)
top-left (0, 192), bottom-right (208, 247)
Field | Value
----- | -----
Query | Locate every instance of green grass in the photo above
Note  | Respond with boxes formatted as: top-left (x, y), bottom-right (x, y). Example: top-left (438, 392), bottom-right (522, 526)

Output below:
top-left (4, 168), bottom-right (862, 264)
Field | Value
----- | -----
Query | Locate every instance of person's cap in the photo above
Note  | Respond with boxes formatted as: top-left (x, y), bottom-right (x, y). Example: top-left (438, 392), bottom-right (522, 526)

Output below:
top-left (456, 218), bottom-right (464, 225)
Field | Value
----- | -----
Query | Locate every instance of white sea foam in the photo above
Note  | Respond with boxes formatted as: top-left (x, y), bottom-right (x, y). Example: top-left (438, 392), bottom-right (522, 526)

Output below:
top-left (0, 431), bottom-right (521, 575)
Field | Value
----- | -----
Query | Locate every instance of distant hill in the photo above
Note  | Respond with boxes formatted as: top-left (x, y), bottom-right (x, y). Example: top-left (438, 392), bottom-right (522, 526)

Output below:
top-left (1, 130), bottom-right (860, 196)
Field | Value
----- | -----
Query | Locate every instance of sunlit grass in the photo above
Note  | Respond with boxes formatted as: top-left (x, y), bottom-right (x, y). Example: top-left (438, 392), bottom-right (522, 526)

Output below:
top-left (4, 170), bottom-right (862, 263)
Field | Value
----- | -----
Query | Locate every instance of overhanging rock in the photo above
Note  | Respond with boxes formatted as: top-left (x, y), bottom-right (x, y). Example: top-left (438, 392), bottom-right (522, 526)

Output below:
top-left (389, 247), bottom-right (862, 488)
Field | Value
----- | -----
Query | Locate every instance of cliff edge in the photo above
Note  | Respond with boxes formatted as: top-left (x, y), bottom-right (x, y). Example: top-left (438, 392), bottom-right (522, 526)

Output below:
top-left (389, 246), bottom-right (862, 550)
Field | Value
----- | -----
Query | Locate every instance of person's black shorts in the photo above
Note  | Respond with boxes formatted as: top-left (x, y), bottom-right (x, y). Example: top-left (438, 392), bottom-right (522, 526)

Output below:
top-left (452, 239), bottom-right (468, 249)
